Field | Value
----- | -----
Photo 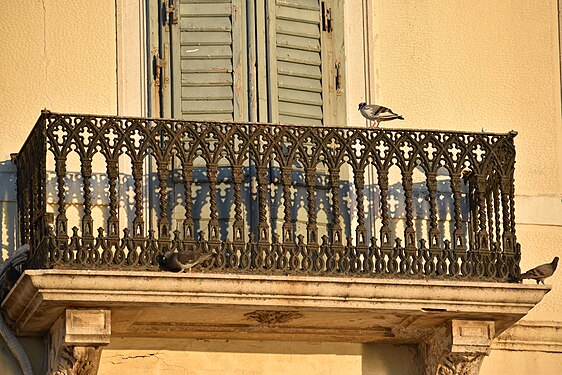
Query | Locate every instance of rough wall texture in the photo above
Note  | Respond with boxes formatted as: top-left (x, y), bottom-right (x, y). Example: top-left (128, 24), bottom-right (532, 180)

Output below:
top-left (0, 0), bottom-right (117, 161)
top-left (0, 2), bottom-right (116, 372)
top-left (370, 0), bottom-right (562, 194)
top-left (481, 349), bottom-right (562, 375)
top-left (99, 339), bottom-right (418, 375)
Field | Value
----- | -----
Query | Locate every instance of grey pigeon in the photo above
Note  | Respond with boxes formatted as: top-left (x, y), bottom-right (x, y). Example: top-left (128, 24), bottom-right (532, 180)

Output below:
top-left (162, 250), bottom-right (214, 273)
top-left (517, 257), bottom-right (558, 284)
top-left (358, 102), bottom-right (404, 128)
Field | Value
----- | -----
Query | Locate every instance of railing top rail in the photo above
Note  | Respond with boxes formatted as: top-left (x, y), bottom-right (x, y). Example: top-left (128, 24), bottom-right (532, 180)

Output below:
top-left (22, 110), bottom-right (518, 138)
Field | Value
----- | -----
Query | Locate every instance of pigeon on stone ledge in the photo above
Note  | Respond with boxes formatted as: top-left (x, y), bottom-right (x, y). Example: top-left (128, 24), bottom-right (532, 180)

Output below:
top-left (161, 250), bottom-right (214, 273)
top-left (358, 102), bottom-right (404, 128)
top-left (513, 257), bottom-right (558, 284)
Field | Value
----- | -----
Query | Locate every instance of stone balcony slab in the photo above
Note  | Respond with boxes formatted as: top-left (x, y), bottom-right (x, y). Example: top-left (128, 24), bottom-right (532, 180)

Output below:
top-left (1, 270), bottom-right (550, 344)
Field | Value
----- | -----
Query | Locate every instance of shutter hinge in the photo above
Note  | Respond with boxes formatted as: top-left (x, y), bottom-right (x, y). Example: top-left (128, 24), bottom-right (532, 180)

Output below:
top-left (162, 0), bottom-right (178, 26)
top-left (153, 55), bottom-right (166, 87)
top-left (321, 1), bottom-right (332, 33)
top-left (335, 61), bottom-right (342, 95)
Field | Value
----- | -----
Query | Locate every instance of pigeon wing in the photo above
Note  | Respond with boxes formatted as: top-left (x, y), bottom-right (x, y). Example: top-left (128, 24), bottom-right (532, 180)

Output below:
top-left (520, 263), bottom-right (554, 279)
top-left (367, 105), bottom-right (387, 116)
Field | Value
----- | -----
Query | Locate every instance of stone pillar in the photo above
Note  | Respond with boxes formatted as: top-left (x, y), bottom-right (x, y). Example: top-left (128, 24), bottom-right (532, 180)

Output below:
top-left (47, 309), bottom-right (111, 375)
top-left (420, 320), bottom-right (494, 375)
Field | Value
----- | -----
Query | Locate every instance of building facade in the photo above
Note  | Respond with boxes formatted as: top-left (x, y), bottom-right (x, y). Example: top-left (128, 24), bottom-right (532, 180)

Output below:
top-left (0, 1), bottom-right (561, 374)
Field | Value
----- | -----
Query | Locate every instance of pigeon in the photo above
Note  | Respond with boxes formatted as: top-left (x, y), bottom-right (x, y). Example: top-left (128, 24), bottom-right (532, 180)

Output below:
top-left (358, 102), bottom-right (404, 128)
top-left (515, 257), bottom-right (558, 284)
top-left (161, 250), bottom-right (214, 273)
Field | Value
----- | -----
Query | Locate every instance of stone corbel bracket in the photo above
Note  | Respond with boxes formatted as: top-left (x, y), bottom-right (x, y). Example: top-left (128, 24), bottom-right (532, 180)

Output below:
top-left (48, 309), bottom-right (111, 375)
top-left (421, 320), bottom-right (494, 375)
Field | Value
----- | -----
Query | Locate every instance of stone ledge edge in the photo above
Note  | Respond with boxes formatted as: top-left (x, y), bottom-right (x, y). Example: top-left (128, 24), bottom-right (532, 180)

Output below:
top-left (492, 320), bottom-right (562, 353)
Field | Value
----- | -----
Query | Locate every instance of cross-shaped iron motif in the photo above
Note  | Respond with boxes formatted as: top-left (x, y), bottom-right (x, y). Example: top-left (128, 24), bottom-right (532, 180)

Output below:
top-left (327, 138), bottom-right (340, 153)
top-left (376, 140), bottom-right (389, 158)
top-left (399, 141), bottom-right (413, 159)
top-left (448, 143), bottom-right (461, 161)
top-left (53, 124), bottom-right (67, 144)
top-left (351, 138), bottom-right (365, 158)
top-left (472, 144), bottom-right (486, 162)
top-left (131, 129), bottom-right (143, 148)
top-left (79, 127), bottom-right (93, 146)
top-left (105, 128), bottom-right (118, 147)
top-left (424, 142), bottom-right (437, 160)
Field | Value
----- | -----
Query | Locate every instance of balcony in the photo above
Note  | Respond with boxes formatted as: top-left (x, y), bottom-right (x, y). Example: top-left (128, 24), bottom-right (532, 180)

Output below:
top-left (15, 111), bottom-right (520, 279)
top-left (3, 111), bottom-right (549, 374)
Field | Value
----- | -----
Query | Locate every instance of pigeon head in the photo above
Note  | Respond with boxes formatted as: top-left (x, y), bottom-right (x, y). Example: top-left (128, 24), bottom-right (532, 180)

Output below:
top-left (358, 102), bottom-right (366, 110)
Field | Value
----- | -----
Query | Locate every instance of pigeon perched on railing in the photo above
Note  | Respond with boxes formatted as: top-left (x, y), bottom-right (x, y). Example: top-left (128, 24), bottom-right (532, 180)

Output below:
top-left (513, 257), bottom-right (558, 284)
top-left (358, 102), bottom-right (404, 128)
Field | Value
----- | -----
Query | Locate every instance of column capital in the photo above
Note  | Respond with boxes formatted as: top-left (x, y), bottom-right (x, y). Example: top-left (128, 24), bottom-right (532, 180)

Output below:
top-left (47, 309), bottom-right (111, 375)
top-left (421, 320), bottom-right (494, 375)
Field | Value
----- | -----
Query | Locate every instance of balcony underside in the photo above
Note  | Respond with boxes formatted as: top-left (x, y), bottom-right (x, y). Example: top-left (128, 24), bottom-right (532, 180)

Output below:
top-left (2, 270), bottom-right (549, 344)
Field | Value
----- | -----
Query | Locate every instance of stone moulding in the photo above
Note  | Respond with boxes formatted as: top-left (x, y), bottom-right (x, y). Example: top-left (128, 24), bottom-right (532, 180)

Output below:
top-left (1, 270), bottom-right (550, 343)
top-left (492, 320), bottom-right (562, 353)
top-left (244, 310), bottom-right (304, 325)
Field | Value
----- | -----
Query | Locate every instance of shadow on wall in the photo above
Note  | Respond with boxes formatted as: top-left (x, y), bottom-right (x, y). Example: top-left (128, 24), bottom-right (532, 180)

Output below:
top-left (0, 336), bottom-right (44, 375)
top-left (0, 160), bottom-right (17, 264)
top-left (362, 343), bottom-right (419, 375)
top-left (42, 163), bottom-right (468, 246)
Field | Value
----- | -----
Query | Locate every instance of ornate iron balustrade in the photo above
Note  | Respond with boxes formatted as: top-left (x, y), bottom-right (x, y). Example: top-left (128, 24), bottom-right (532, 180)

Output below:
top-left (15, 111), bottom-right (520, 280)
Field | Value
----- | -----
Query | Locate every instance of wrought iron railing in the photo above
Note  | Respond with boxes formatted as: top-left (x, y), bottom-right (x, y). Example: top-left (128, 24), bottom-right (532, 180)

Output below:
top-left (15, 111), bottom-right (520, 280)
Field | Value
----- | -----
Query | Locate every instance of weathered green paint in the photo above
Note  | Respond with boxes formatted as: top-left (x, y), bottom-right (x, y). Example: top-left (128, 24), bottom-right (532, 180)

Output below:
top-left (178, 0), bottom-right (238, 121)
top-left (165, 0), bottom-right (344, 124)
top-left (274, 0), bottom-right (323, 126)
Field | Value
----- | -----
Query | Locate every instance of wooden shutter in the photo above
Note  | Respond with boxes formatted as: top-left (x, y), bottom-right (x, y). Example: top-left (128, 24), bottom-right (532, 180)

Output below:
top-left (178, 0), bottom-right (246, 121)
top-left (268, 0), bottom-right (324, 126)
top-left (166, 0), bottom-right (343, 124)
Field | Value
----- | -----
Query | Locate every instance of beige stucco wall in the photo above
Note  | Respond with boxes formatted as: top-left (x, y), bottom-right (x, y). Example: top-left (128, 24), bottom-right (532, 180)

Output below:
top-left (99, 339), bottom-right (418, 375)
top-left (367, 0), bottom-right (562, 188)
top-left (482, 349), bottom-right (562, 375)
top-left (0, 1), bottom-right (117, 161)
top-left (359, 0), bottom-right (562, 195)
